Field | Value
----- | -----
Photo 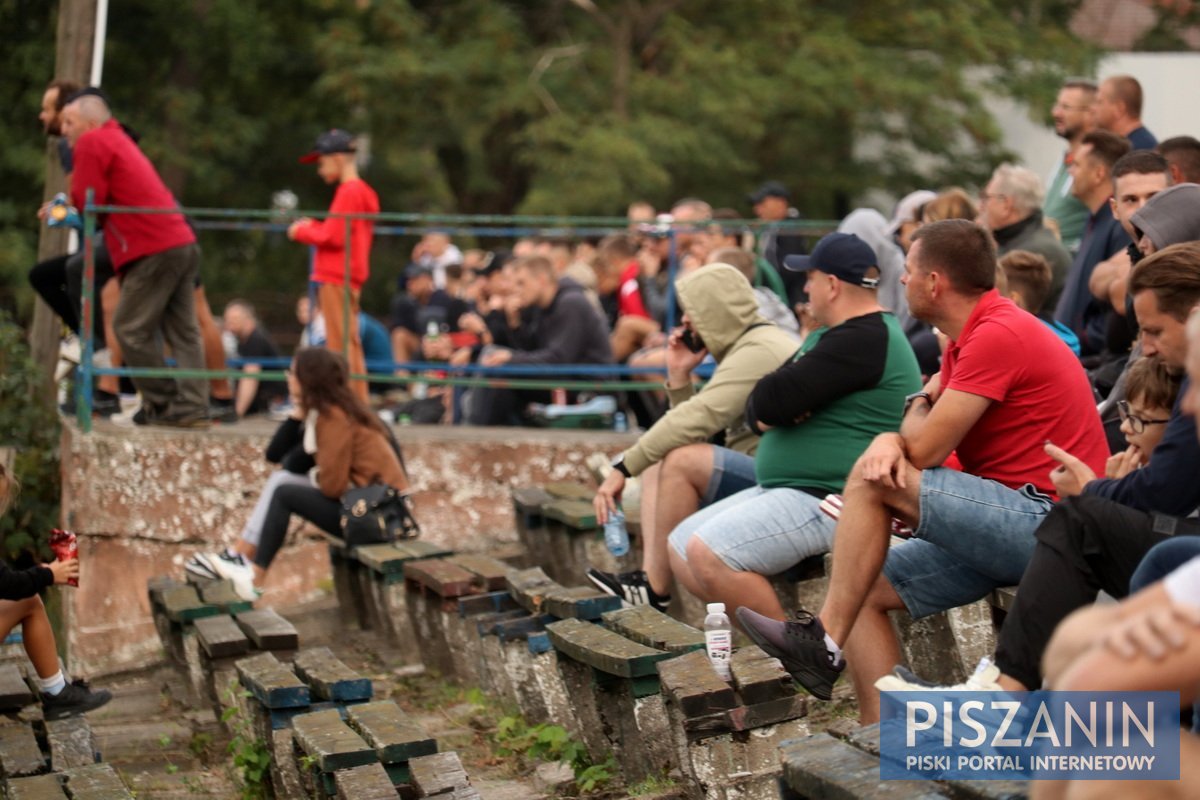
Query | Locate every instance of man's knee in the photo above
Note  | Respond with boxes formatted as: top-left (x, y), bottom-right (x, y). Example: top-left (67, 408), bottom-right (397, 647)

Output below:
top-left (863, 573), bottom-right (905, 613)
top-left (661, 444), bottom-right (713, 487)
top-left (685, 537), bottom-right (727, 588)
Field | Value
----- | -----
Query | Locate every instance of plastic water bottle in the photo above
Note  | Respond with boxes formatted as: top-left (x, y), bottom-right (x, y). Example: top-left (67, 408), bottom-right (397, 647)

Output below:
top-left (613, 411), bottom-right (628, 433)
top-left (603, 507), bottom-right (630, 557)
top-left (704, 602), bottom-right (733, 681)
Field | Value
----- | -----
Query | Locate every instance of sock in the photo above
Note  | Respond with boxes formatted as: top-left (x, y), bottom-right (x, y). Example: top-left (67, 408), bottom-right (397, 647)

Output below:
top-left (35, 671), bottom-right (67, 696)
top-left (823, 633), bottom-right (843, 666)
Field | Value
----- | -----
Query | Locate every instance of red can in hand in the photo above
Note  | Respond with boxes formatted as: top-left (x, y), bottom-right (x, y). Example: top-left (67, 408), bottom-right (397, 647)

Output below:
top-left (49, 529), bottom-right (79, 587)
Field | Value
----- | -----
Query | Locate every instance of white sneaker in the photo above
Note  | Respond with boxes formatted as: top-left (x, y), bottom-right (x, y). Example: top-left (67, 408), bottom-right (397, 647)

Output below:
top-left (875, 658), bottom-right (1004, 693)
top-left (59, 335), bottom-right (81, 365)
top-left (207, 552), bottom-right (260, 602)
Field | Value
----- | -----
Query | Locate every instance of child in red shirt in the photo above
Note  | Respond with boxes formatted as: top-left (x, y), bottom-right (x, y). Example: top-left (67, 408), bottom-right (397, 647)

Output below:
top-left (288, 130), bottom-right (380, 401)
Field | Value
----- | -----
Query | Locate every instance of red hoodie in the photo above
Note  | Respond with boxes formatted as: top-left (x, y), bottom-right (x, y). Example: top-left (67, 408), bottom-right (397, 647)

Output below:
top-left (69, 118), bottom-right (195, 272)
top-left (291, 179), bottom-right (380, 290)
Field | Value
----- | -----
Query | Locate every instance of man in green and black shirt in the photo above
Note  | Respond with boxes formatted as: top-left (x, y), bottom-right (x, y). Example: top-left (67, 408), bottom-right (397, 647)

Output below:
top-left (667, 233), bottom-right (921, 621)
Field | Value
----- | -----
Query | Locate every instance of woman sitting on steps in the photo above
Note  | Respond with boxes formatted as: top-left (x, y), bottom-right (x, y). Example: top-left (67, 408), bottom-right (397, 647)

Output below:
top-left (188, 347), bottom-right (410, 600)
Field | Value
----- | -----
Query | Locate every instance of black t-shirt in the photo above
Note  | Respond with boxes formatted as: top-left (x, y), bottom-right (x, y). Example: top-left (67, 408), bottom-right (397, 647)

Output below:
top-left (390, 290), bottom-right (470, 336)
top-left (237, 327), bottom-right (285, 414)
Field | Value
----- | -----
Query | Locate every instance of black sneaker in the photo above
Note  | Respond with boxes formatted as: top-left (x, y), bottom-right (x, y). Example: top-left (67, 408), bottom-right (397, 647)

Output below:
top-left (209, 400), bottom-right (239, 424)
top-left (736, 606), bottom-right (845, 701)
top-left (42, 679), bottom-right (113, 720)
top-left (92, 390), bottom-right (121, 418)
top-left (586, 568), bottom-right (671, 613)
top-left (151, 411), bottom-right (212, 429)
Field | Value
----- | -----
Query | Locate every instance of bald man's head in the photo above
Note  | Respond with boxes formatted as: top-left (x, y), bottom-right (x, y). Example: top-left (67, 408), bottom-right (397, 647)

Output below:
top-left (60, 95), bottom-right (111, 146)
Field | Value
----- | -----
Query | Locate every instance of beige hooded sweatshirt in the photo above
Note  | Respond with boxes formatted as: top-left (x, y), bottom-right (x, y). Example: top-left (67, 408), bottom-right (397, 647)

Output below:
top-left (622, 263), bottom-right (800, 476)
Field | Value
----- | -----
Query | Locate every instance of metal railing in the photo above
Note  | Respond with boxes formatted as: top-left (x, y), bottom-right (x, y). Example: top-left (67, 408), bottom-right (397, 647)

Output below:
top-left (75, 194), bottom-right (833, 432)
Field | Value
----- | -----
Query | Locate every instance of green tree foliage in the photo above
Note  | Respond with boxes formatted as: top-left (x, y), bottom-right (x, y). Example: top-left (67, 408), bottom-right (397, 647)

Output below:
top-left (0, 317), bottom-right (60, 561)
top-left (1, 0), bottom-right (1095, 326)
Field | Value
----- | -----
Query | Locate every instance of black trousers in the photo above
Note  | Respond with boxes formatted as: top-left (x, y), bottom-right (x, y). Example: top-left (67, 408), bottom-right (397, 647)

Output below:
top-left (994, 493), bottom-right (1200, 689)
top-left (253, 484), bottom-right (341, 569)
top-left (28, 237), bottom-right (115, 342)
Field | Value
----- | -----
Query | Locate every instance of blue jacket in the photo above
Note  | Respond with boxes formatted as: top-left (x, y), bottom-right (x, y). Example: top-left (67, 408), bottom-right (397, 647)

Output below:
top-left (1086, 378), bottom-right (1199, 516)
top-left (1052, 203), bottom-right (1130, 355)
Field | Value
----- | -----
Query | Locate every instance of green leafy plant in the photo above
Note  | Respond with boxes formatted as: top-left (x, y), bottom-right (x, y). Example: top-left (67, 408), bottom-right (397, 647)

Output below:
top-left (0, 317), bottom-right (61, 561)
top-left (493, 714), bottom-right (615, 794)
top-left (220, 687), bottom-right (271, 800)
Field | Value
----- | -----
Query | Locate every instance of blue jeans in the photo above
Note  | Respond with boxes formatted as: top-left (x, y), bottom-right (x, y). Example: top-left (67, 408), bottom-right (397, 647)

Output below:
top-left (1130, 537), bottom-right (1200, 594)
top-left (700, 447), bottom-right (758, 505)
top-left (668, 484), bottom-right (835, 575)
top-left (883, 467), bottom-right (1055, 619)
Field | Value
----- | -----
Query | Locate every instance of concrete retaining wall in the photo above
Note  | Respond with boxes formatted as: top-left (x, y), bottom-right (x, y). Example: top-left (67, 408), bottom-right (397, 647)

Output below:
top-left (59, 419), bottom-right (632, 677)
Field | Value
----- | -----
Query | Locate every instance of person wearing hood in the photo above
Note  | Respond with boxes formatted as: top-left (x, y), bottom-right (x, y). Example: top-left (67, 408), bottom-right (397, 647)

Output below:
top-left (464, 255), bottom-right (613, 425)
top-left (588, 263), bottom-right (800, 611)
top-left (662, 234), bottom-right (922, 625)
top-left (1130, 182), bottom-right (1200, 257)
top-left (838, 208), bottom-right (913, 332)
top-left (976, 164), bottom-right (1072, 309)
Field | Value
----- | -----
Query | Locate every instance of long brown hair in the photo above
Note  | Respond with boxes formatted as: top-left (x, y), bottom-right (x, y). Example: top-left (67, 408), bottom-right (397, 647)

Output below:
top-left (292, 348), bottom-right (386, 435)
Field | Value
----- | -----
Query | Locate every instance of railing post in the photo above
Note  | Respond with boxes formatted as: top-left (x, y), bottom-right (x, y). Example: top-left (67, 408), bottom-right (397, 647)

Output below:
top-left (343, 215), bottom-right (352, 366)
top-left (77, 188), bottom-right (96, 434)
top-left (664, 228), bottom-right (678, 330)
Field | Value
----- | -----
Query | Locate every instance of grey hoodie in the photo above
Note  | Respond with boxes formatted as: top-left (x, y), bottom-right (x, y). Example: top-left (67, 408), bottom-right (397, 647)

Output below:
top-left (1131, 183), bottom-right (1200, 249)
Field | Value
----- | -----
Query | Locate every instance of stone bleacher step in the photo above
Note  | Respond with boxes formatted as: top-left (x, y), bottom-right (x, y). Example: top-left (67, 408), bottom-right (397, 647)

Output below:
top-left (780, 733), bottom-right (947, 800)
top-left (825, 723), bottom-right (1028, 800)
top-left (63, 762), bottom-right (134, 799)
top-left (0, 721), bottom-right (45, 778)
top-left (197, 580), bottom-right (254, 614)
top-left (46, 715), bottom-right (97, 772)
top-left (403, 560), bottom-right (480, 599)
top-left (160, 585), bottom-right (222, 624)
top-left (6, 773), bottom-right (67, 800)
top-left (601, 604), bottom-right (705, 654)
top-left (541, 497), bottom-right (597, 529)
top-left (193, 614), bottom-right (251, 660)
top-left (355, 540), bottom-right (453, 580)
top-left (543, 481), bottom-right (596, 502)
top-left (408, 751), bottom-right (478, 798)
top-left (507, 567), bottom-right (620, 620)
top-left (457, 590), bottom-right (519, 619)
top-left (332, 761), bottom-right (397, 800)
top-left (291, 707), bottom-right (377, 773)
top-left (235, 608), bottom-right (300, 651)
top-left (0, 663), bottom-right (34, 710)
top-left (346, 701), bottom-right (437, 766)
top-left (658, 648), bottom-right (806, 739)
top-left (545, 617), bottom-right (673, 681)
top-left (293, 648), bottom-right (373, 703)
top-left (444, 554), bottom-right (510, 593)
top-left (236, 652), bottom-right (310, 709)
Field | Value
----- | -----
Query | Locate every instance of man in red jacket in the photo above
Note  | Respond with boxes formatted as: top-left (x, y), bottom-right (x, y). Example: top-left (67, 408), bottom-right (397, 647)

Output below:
top-left (288, 130), bottom-right (380, 401)
top-left (62, 94), bottom-right (208, 427)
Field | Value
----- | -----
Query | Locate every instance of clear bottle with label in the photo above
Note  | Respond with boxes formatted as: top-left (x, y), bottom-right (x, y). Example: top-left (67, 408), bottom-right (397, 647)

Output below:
top-left (704, 602), bottom-right (733, 681)
top-left (603, 507), bottom-right (630, 557)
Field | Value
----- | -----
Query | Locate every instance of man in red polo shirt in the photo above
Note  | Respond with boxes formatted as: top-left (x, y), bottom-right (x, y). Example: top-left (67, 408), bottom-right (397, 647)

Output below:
top-left (63, 94), bottom-right (208, 427)
top-left (738, 220), bottom-right (1109, 722)
top-left (288, 129), bottom-right (380, 401)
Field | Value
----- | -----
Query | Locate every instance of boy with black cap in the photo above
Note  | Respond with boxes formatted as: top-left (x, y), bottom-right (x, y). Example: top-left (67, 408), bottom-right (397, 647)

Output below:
top-left (288, 129), bottom-right (380, 401)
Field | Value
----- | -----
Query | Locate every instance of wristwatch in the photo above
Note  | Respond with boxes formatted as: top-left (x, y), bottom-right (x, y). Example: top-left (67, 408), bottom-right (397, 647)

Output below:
top-left (611, 455), bottom-right (632, 478)
top-left (903, 391), bottom-right (933, 416)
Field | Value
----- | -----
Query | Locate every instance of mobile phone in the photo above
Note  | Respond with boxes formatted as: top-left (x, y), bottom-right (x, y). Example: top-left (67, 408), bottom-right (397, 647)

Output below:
top-left (679, 327), bottom-right (706, 353)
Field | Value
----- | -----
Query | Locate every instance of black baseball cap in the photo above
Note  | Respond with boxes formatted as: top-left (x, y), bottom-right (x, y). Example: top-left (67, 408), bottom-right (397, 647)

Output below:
top-left (299, 129), bottom-right (356, 163)
top-left (747, 180), bottom-right (790, 205)
top-left (403, 263), bottom-right (434, 281)
top-left (784, 233), bottom-right (879, 288)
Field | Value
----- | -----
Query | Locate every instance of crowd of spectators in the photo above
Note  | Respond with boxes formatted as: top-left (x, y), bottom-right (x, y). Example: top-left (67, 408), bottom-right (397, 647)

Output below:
top-left (26, 70), bottom-right (1200, 788)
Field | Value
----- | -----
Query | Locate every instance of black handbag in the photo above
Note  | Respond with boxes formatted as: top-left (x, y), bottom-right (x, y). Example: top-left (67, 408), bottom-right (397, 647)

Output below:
top-left (340, 484), bottom-right (420, 547)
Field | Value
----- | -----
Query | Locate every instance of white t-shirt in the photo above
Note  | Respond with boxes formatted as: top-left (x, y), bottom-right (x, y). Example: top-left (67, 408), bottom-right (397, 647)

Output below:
top-left (1164, 554), bottom-right (1200, 610)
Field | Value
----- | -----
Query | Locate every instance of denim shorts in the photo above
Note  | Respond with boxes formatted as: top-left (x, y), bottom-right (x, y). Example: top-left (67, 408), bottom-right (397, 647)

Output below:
top-left (883, 467), bottom-right (1056, 619)
top-left (668, 484), bottom-right (836, 575)
top-left (701, 447), bottom-right (759, 505)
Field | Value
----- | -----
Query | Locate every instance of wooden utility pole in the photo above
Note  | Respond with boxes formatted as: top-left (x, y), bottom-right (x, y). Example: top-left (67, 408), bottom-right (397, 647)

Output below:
top-left (29, 0), bottom-right (98, 407)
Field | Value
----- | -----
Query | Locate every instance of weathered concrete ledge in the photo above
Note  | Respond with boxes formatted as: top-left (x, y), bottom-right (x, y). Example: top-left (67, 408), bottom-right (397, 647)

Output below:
top-left (59, 419), bottom-right (632, 677)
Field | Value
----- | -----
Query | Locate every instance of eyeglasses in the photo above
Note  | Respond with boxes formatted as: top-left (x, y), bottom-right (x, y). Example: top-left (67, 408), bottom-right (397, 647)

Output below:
top-left (978, 192), bottom-right (1007, 204)
top-left (1117, 400), bottom-right (1170, 434)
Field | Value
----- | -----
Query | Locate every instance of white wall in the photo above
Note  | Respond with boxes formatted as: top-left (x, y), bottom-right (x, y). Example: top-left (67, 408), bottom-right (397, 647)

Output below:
top-left (996, 52), bottom-right (1200, 180)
